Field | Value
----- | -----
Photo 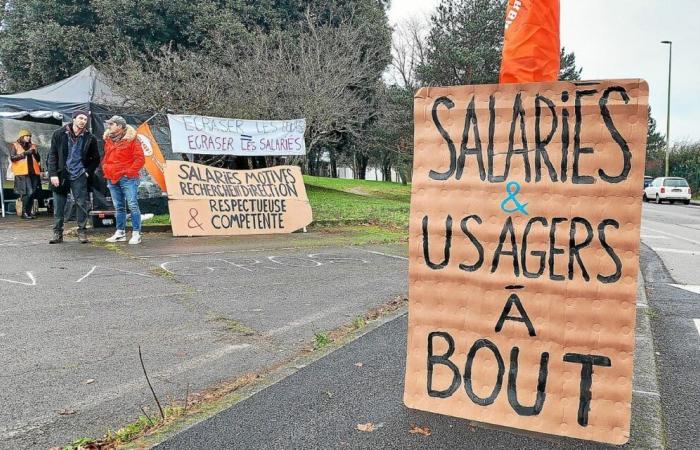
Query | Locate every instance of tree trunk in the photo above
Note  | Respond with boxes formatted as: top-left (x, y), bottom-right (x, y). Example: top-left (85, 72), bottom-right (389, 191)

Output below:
top-left (354, 153), bottom-right (368, 180)
top-left (382, 162), bottom-right (391, 182)
top-left (330, 152), bottom-right (338, 178)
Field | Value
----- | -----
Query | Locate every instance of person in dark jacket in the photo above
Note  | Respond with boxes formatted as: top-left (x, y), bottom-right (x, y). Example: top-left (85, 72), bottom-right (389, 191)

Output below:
top-left (47, 111), bottom-right (100, 244)
top-left (10, 129), bottom-right (41, 219)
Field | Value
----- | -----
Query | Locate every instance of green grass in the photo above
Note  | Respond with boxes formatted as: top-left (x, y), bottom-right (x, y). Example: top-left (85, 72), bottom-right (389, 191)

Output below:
top-left (305, 184), bottom-right (409, 229)
top-left (313, 332), bottom-right (332, 350)
top-left (143, 214), bottom-right (172, 225)
top-left (303, 175), bottom-right (411, 202)
top-left (352, 316), bottom-right (367, 329)
top-left (141, 177), bottom-right (412, 232)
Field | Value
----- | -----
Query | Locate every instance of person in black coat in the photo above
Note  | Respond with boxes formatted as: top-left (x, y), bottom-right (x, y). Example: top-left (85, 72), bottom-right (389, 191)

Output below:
top-left (47, 111), bottom-right (100, 244)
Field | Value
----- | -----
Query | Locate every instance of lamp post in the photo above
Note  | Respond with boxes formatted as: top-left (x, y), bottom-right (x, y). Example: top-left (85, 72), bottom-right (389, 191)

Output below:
top-left (661, 40), bottom-right (672, 177)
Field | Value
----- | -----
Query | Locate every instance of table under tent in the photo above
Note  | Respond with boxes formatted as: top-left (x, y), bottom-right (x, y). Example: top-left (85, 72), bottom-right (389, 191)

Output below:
top-left (0, 66), bottom-right (156, 221)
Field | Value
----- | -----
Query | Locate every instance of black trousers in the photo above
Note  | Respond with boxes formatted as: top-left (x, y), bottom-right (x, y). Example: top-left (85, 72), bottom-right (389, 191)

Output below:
top-left (53, 174), bottom-right (89, 232)
top-left (22, 191), bottom-right (36, 215)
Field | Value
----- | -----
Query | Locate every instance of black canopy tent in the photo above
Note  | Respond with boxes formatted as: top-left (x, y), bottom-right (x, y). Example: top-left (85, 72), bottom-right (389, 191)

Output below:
top-left (0, 65), bottom-right (145, 137)
top-left (0, 66), bottom-right (150, 217)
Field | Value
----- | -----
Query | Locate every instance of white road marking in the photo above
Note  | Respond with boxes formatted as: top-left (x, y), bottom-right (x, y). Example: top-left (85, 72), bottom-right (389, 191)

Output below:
top-left (75, 265), bottom-right (154, 283)
top-left (642, 225), bottom-right (700, 247)
top-left (0, 271), bottom-right (36, 286)
top-left (694, 319), bottom-right (700, 337)
top-left (669, 284), bottom-right (700, 295)
top-left (364, 250), bottom-right (408, 261)
top-left (652, 247), bottom-right (700, 256)
top-left (266, 308), bottom-right (345, 336)
top-left (640, 235), bottom-right (670, 239)
top-left (75, 265), bottom-right (97, 283)
top-left (137, 247), bottom-right (300, 259)
top-left (633, 389), bottom-right (660, 398)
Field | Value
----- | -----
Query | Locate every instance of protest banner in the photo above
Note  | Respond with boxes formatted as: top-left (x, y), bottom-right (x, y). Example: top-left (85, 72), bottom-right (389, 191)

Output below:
top-left (136, 123), bottom-right (167, 192)
top-left (167, 115), bottom-right (306, 156)
top-left (164, 161), bottom-right (312, 236)
top-left (403, 80), bottom-right (648, 444)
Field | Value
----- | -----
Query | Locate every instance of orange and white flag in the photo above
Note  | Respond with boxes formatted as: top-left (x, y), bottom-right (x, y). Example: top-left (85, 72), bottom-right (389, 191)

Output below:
top-left (136, 123), bottom-right (167, 192)
top-left (499, 0), bottom-right (560, 83)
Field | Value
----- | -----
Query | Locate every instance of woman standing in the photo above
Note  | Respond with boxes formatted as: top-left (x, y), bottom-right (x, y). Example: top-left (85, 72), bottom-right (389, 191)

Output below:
top-left (10, 129), bottom-right (41, 219)
top-left (102, 115), bottom-right (145, 244)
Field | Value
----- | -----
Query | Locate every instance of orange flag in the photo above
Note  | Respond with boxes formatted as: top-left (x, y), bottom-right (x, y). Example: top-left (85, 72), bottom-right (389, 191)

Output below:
top-left (136, 123), bottom-right (167, 192)
top-left (499, 0), bottom-right (560, 83)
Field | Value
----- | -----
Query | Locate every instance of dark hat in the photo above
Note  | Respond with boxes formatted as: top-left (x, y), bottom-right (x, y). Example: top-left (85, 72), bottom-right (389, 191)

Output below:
top-left (106, 115), bottom-right (127, 127)
top-left (72, 110), bottom-right (90, 119)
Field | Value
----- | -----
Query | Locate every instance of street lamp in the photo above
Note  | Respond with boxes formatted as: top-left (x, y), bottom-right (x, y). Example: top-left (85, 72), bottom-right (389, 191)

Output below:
top-left (661, 40), bottom-right (672, 177)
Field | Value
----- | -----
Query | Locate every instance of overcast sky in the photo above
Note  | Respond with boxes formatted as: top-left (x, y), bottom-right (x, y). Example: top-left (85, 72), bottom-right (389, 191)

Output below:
top-left (388, 0), bottom-right (699, 144)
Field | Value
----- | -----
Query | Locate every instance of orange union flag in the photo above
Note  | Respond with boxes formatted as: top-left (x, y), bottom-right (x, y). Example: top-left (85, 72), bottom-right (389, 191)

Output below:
top-left (136, 123), bottom-right (167, 192)
top-left (500, 0), bottom-right (560, 83)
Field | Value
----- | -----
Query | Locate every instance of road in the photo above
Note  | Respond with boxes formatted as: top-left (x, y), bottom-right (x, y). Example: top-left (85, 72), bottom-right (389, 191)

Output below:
top-left (640, 202), bottom-right (700, 449)
top-left (0, 220), bottom-right (408, 449)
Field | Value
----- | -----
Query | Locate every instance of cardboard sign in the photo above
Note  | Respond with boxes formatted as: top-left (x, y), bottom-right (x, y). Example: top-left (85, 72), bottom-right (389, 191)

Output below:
top-left (404, 80), bottom-right (648, 445)
top-left (165, 161), bottom-right (312, 236)
top-left (167, 115), bottom-right (306, 156)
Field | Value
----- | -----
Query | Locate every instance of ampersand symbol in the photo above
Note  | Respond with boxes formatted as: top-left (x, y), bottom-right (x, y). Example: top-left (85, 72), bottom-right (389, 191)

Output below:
top-left (187, 208), bottom-right (205, 230)
top-left (500, 181), bottom-right (528, 216)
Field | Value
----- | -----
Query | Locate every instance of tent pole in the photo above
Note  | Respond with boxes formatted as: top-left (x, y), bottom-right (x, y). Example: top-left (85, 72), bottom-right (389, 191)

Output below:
top-left (0, 158), bottom-right (5, 218)
top-left (143, 112), bottom-right (161, 125)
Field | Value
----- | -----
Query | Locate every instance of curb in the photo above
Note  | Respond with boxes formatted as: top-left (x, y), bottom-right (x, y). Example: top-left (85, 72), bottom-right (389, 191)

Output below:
top-left (630, 267), bottom-right (665, 449)
top-left (133, 305), bottom-right (410, 449)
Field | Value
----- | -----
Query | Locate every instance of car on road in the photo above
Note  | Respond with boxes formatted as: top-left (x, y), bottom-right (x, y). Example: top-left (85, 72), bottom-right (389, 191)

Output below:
top-left (644, 175), bottom-right (653, 188)
top-left (643, 177), bottom-right (692, 204)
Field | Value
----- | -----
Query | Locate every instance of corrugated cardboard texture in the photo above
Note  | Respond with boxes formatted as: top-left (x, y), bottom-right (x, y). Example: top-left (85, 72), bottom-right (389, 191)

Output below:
top-left (404, 80), bottom-right (648, 445)
top-left (165, 161), bottom-right (312, 236)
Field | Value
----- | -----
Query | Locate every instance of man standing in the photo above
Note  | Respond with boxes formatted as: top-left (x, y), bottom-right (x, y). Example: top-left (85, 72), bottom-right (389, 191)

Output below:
top-left (10, 129), bottom-right (41, 219)
top-left (102, 115), bottom-right (145, 245)
top-left (47, 111), bottom-right (100, 244)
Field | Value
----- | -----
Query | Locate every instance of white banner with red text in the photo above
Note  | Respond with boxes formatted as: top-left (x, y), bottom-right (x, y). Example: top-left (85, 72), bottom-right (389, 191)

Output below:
top-left (167, 114), bottom-right (306, 156)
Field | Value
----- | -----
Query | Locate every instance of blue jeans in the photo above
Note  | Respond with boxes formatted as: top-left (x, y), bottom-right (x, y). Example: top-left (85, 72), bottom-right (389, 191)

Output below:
top-left (107, 176), bottom-right (141, 232)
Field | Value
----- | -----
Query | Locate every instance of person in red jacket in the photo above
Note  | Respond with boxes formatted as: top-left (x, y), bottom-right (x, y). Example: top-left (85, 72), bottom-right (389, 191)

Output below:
top-left (102, 115), bottom-right (145, 244)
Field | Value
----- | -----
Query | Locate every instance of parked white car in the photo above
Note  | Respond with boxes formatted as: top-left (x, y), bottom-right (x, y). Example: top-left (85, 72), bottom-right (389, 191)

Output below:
top-left (643, 177), bottom-right (692, 204)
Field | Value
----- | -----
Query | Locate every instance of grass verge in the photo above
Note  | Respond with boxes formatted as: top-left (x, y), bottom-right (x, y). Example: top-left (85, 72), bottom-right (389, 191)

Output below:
top-left (130, 176), bottom-right (411, 243)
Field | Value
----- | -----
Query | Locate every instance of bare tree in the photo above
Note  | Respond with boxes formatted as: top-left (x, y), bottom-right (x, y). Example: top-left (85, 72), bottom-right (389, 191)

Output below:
top-left (388, 16), bottom-right (429, 90)
top-left (101, 15), bottom-right (387, 172)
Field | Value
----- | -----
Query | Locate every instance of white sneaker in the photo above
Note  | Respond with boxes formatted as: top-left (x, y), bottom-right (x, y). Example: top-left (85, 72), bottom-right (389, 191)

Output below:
top-left (129, 232), bottom-right (142, 245)
top-left (105, 230), bottom-right (127, 243)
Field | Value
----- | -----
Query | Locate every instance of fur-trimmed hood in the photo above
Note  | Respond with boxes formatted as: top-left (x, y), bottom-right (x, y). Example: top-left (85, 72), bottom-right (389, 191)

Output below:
top-left (103, 125), bottom-right (137, 142)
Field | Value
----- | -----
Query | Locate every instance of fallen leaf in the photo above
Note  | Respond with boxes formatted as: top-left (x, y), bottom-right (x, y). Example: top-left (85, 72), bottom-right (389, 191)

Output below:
top-left (354, 362), bottom-right (364, 368)
top-left (409, 424), bottom-right (432, 436)
top-left (356, 423), bottom-right (375, 432)
top-left (57, 409), bottom-right (76, 416)
top-left (84, 379), bottom-right (95, 385)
